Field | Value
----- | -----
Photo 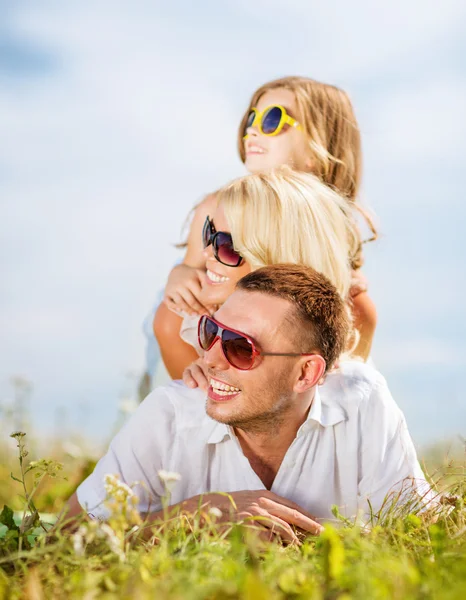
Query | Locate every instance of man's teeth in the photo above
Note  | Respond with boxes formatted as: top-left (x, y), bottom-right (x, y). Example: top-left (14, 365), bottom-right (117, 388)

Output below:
top-left (210, 378), bottom-right (240, 395)
top-left (207, 269), bottom-right (229, 283)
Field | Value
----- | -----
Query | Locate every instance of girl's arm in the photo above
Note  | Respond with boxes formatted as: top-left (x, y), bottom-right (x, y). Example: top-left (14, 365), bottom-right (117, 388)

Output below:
top-left (160, 194), bottom-right (218, 316)
top-left (153, 303), bottom-right (199, 379)
top-left (350, 292), bottom-right (377, 361)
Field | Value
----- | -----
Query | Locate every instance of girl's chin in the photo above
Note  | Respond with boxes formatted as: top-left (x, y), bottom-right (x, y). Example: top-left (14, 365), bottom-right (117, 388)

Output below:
top-left (245, 156), bottom-right (276, 173)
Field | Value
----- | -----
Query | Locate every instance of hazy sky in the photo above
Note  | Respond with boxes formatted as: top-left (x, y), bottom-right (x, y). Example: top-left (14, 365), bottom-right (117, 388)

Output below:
top-left (1, 0), bottom-right (465, 446)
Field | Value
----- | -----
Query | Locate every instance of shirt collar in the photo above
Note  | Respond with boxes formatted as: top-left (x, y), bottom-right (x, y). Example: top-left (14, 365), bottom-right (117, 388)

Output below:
top-left (299, 386), bottom-right (346, 432)
top-left (207, 421), bottom-right (231, 444)
top-left (206, 387), bottom-right (346, 445)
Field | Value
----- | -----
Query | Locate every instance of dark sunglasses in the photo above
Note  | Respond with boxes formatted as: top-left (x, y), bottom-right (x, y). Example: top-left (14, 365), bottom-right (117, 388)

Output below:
top-left (198, 315), bottom-right (316, 371)
top-left (202, 216), bottom-right (243, 267)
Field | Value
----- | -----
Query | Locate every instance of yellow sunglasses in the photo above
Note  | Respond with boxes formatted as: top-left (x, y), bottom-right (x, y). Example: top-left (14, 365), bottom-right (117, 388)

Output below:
top-left (243, 104), bottom-right (302, 138)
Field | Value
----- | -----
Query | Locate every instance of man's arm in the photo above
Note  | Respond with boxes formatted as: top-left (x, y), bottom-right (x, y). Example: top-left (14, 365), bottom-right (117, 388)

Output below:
top-left (142, 490), bottom-right (324, 544)
top-left (68, 388), bottom-right (176, 527)
top-left (62, 488), bottom-right (323, 545)
top-left (357, 375), bottom-right (434, 521)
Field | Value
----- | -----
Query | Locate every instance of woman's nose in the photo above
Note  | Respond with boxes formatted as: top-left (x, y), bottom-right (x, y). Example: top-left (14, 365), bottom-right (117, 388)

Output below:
top-left (203, 243), bottom-right (214, 260)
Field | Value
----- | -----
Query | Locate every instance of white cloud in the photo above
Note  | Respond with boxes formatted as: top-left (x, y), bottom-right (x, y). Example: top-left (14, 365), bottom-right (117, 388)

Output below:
top-left (234, 0), bottom-right (466, 80)
top-left (374, 337), bottom-right (466, 371)
top-left (362, 76), bottom-right (466, 164)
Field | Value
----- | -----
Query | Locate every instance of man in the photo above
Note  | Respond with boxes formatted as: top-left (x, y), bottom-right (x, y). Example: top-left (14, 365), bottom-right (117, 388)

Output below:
top-left (67, 265), bottom-right (431, 542)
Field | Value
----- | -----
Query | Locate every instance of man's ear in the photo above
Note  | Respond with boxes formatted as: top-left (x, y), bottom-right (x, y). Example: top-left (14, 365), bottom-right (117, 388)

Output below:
top-left (293, 354), bottom-right (326, 393)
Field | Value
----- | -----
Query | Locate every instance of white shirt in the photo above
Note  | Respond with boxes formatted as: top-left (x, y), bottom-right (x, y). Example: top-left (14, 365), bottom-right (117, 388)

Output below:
top-left (77, 361), bottom-right (431, 524)
top-left (179, 313), bottom-right (202, 353)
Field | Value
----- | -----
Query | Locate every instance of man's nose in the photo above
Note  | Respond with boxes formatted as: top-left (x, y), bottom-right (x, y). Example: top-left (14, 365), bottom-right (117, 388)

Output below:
top-left (203, 337), bottom-right (230, 371)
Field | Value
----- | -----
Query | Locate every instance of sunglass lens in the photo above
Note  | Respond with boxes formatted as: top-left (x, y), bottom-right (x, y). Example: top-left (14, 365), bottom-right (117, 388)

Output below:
top-left (214, 232), bottom-right (242, 266)
top-left (245, 110), bottom-right (255, 132)
top-left (262, 106), bottom-right (283, 134)
top-left (222, 330), bottom-right (254, 369)
top-left (199, 316), bottom-right (218, 350)
top-left (202, 217), bottom-right (212, 248)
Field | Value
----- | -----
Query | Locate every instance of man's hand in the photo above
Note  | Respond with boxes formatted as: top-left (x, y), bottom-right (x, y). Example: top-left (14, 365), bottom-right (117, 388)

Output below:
top-left (179, 490), bottom-right (323, 544)
top-left (183, 358), bottom-right (209, 391)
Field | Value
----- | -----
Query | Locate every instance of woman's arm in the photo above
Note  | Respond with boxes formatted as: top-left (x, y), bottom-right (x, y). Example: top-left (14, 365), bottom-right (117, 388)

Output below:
top-left (153, 303), bottom-right (199, 379)
top-left (350, 292), bottom-right (377, 361)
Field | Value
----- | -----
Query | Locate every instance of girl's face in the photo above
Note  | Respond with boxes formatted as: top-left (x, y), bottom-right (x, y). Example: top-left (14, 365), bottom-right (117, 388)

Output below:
top-left (243, 88), bottom-right (311, 173)
top-left (202, 205), bottom-right (251, 308)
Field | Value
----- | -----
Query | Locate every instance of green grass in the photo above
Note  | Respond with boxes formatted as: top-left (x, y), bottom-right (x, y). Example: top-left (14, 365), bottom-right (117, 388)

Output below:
top-left (1, 433), bottom-right (465, 599)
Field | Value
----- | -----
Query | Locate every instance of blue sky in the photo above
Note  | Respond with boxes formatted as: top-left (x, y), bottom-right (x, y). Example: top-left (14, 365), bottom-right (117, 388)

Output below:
top-left (1, 0), bottom-right (465, 447)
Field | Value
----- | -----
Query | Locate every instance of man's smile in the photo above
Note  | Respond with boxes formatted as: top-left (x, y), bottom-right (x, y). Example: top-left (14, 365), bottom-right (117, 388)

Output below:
top-left (208, 377), bottom-right (241, 401)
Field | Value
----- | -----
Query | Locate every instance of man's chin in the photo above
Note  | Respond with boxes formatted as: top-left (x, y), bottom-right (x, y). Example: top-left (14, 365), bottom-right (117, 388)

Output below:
top-left (206, 398), bottom-right (238, 424)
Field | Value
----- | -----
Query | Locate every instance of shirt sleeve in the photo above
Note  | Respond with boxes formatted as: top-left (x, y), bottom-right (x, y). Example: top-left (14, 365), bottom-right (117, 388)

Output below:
top-left (357, 376), bottom-right (434, 522)
top-left (76, 388), bottom-right (175, 520)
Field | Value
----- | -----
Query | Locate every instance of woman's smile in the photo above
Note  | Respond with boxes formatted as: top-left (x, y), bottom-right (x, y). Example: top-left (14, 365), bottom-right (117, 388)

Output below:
top-left (206, 268), bottom-right (230, 285)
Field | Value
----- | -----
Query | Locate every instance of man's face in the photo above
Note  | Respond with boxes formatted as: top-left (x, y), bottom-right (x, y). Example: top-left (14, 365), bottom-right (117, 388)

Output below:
top-left (204, 290), bottom-right (303, 431)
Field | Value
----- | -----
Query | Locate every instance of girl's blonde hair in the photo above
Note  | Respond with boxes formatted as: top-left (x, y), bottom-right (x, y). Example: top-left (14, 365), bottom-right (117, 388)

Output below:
top-left (216, 168), bottom-right (360, 301)
top-left (237, 76), bottom-right (377, 267)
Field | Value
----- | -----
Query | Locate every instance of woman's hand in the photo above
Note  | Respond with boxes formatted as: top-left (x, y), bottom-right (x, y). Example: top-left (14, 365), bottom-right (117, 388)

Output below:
top-left (183, 358), bottom-right (209, 391)
top-left (164, 264), bottom-right (211, 316)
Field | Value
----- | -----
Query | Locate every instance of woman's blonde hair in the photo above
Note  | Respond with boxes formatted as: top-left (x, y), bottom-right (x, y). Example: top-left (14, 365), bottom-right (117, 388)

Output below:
top-left (216, 168), bottom-right (360, 301)
top-left (237, 76), bottom-right (377, 267)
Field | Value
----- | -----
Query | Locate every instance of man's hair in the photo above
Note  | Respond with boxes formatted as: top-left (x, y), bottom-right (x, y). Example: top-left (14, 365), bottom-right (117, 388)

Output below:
top-left (236, 264), bottom-right (350, 370)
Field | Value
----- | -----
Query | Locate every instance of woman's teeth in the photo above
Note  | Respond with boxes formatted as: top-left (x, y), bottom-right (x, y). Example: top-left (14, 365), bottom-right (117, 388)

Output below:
top-left (210, 379), bottom-right (240, 395)
top-left (207, 269), bottom-right (229, 283)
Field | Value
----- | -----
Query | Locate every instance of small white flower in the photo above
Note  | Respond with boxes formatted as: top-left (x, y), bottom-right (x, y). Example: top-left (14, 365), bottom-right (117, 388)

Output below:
top-left (100, 523), bottom-right (125, 562)
top-left (158, 470), bottom-right (181, 484)
top-left (72, 530), bottom-right (85, 557)
top-left (104, 473), bottom-right (118, 486)
top-left (117, 481), bottom-right (134, 497)
top-left (208, 507), bottom-right (223, 519)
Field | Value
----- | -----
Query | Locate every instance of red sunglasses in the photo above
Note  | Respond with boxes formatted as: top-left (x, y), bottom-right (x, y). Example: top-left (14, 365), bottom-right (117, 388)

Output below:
top-left (198, 315), bottom-right (316, 370)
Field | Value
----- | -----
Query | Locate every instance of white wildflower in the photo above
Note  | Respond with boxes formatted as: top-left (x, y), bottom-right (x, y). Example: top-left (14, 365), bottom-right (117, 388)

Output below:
top-left (100, 523), bottom-right (126, 562)
top-left (208, 507), bottom-right (223, 519)
top-left (158, 470), bottom-right (181, 485)
top-left (72, 525), bottom-right (87, 557)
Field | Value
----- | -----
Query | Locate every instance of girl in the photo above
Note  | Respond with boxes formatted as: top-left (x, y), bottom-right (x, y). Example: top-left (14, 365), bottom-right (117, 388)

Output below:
top-left (160, 168), bottom-right (362, 378)
top-left (153, 77), bottom-right (377, 379)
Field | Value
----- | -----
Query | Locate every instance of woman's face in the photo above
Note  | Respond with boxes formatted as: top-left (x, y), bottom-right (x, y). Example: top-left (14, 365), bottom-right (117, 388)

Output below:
top-left (202, 205), bottom-right (251, 308)
top-left (243, 88), bottom-right (311, 174)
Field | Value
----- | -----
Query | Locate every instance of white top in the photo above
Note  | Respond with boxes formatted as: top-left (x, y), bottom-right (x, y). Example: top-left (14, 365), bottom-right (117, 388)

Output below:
top-left (77, 361), bottom-right (432, 524)
top-left (179, 314), bottom-right (202, 353)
